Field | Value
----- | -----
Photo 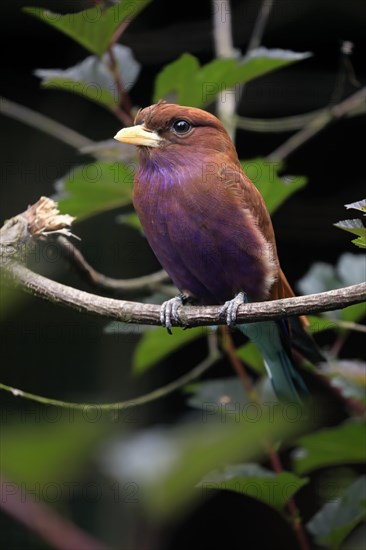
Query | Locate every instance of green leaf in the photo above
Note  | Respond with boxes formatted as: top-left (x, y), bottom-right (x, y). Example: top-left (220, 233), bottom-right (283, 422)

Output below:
top-left (334, 219), bottom-right (366, 249)
top-left (292, 422), bottom-right (366, 475)
top-left (116, 212), bottom-right (142, 231)
top-left (154, 53), bottom-right (201, 106)
top-left (24, 2), bottom-right (151, 56)
top-left (154, 49), bottom-right (311, 108)
top-left (307, 477), bottom-right (366, 549)
top-left (351, 236), bottom-right (366, 249)
top-left (236, 341), bottom-right (265, 374)
top-left (0, 414), bottom-right (107, 490)
top-left (335, 198), bottom-right (366, 248)
top-left (102, 403), bottom-right (310, 519)
top-left (35, 45), bottom-right (140, 110)
top-left (41, 77), bottom-right (117, 109)
top-left (334, 219), bottom-right (366, 238)
top-left (307, 315), bottom-right (338, 333)
top-left (241, 158), bottom-right (307, 214)
top-left (341, 302), bottom-right (366, 323)
top-left (55, 161), bottom-right (133, 220)
top-left (199, 464), bottom-right (308, 512)
top-left (133, 327), bottom-right (208, 374)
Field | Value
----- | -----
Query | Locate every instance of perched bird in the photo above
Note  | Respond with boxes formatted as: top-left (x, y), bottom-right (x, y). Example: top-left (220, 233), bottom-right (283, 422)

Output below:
top-left (114, 102), bottom-right (322, 403)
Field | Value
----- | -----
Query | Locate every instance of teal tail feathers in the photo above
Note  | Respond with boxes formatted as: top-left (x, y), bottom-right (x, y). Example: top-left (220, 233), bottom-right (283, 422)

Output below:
top-left (239, 321), bottom-right (309, 404)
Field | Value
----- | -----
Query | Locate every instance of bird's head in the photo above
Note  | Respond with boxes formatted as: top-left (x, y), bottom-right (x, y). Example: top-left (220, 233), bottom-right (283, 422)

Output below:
top-left (114, 102), bottom-right (238, 163)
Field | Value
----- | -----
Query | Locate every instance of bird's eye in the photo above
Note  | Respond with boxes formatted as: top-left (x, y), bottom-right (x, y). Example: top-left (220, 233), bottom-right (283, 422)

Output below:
top-left (172, 119), bottom-right (192, 135)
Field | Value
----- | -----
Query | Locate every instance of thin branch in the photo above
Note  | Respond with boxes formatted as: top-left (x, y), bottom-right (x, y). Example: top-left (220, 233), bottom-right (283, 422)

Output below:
top-left (267, 86), bottom-right (366, 162)
top-left (0, 348), bottom-right (219, 411)
top-left (0, 96), bottom-right (93, 149)
top-left (235, 103), bottom-right (364, 133)
top-left (246, 0), bottom-right (274, 52)
top-left (212, 0), bottom-right (237, 140)
top-left (56, 235), bottom-right (170, 296)
top-left (1, 198), bottom-right (365, 327)
top-left (2, 260), bottom-right (365, 327)
top-left (107, 44), bottom-right (133, 122)
top-left (0, 475), bottom-right (108, 550)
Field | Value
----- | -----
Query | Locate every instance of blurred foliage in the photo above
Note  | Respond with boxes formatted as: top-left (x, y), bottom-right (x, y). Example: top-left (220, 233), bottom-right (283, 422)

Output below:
top-left (1, 2), bottom-right (365, 550)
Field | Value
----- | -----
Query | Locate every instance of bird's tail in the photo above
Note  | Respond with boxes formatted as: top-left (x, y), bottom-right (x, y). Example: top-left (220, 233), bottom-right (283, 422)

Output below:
top-left (239, 320), bottom-right (309, 404)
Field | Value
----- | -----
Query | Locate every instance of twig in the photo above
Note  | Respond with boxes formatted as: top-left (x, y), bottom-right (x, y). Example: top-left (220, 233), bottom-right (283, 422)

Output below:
top-left (246, 0), bottom-right (274, 52)
top-left (107, 44), bottom-right (133, 122)
top-left (0, 348), bottom-right (220, 411)
top-left (0, 96), bottom-right (93, 149)
top-left (0, 475), bottom-right (108, 550)
top-left (56, 235), bottom-right (170, 296)
top-left (267, 86), bottom-right (366, 162)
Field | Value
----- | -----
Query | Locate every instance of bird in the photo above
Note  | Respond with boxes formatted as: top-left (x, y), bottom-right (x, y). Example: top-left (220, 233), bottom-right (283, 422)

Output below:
top-left (114, 101), bottom-right (323, 403)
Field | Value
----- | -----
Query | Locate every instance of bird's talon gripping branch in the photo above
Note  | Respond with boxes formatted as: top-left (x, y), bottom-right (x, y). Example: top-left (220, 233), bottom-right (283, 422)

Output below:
top-left (160, 295), bottom-right (185, 334)
top-left (220, 291), bottom-right (247, 326)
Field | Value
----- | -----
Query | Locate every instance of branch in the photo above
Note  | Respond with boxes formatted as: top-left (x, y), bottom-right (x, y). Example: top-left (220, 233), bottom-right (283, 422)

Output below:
top-left (0, 475), bottom-right (108, 550)
top-left (267, 86), bottom-right (366, 162)
top-left (0, 96), bottom-right (93, 150)
top-left (56, 236), bottom-right (171, 297)
top-left (235, 102), bottom-right (365, 133)
top-left (2, 260), bottom-right (365, 327)
top-left (1, 198), bottom-right (365, 328)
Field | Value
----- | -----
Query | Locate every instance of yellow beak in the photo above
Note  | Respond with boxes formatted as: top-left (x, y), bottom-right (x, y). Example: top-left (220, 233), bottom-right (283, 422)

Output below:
top-left (114, 124), bottom-right (162, 147)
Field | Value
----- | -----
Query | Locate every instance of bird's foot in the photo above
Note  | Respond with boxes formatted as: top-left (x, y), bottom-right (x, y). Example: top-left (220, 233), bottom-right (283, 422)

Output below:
top-left (220, 291), bottom-right (247, 326)
top-left (160, 294), bottom-right (189, 334)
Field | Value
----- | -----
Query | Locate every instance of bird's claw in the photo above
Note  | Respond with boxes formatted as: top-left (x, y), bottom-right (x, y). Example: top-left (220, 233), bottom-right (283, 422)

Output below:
top-left (220, 291), bottom-right (247, 326)
top-left (160, 295), bottom-right (184, 334)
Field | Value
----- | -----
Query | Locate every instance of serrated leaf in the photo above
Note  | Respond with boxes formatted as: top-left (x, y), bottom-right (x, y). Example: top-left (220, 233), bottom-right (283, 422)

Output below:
top-left (292, 422), bottom-right (366, 475)
top-left (334, 219), bottom-right (366, 238)
top-left (154, 49), bottom-right (311, 108)
top-left (24, 2), bottom-right (151, 56)
top-left (351, 236), bottom-right (366, 249)
top-left (236, 341), bottom-right (265, 374)
top-left (133, 327), bottom-right (208, 374)
top-left (55, 161), bottom-right (133, 220)
top-left (307, 477), bottom-right (366, 549)
top-left (35, 45), bottom-right (140, 110)
top-left (345, 199), bottom-right (366, 214)
top-left (199, 464), bottom-right (308, 512)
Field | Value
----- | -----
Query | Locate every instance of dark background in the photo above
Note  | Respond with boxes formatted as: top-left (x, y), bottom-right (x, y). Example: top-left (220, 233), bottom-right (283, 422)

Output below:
top-left (1, 1), bottom-right (365, 548)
